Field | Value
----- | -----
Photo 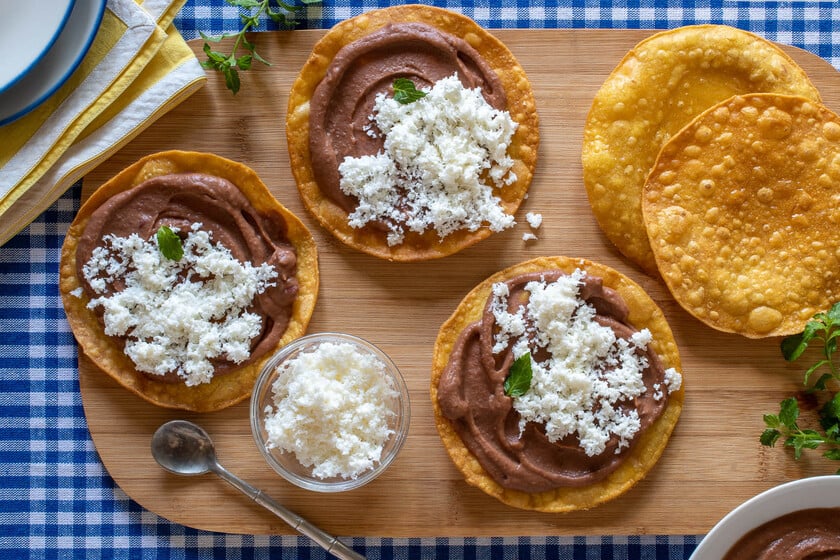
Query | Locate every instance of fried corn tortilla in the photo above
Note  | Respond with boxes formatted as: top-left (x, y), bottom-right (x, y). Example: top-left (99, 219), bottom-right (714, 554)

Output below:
top-left (286, 4), bottom-right (539, 261)
top-left (643, 94), bottom-right (840, 338)
top-left (582, 25), bottom-right (821, 275)
top-left (59, 151), bottom-right (319, 412)
top-left (430, 256), bottom-right (683, 512)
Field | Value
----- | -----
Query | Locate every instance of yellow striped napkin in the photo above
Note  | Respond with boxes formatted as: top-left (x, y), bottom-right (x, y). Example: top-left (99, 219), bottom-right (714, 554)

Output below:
top-left (0, 0), bottom-right (206, 246)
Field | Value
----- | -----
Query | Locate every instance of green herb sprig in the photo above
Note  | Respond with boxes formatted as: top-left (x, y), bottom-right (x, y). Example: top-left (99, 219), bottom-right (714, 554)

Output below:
top-left (504, 352), bottom-right (532, 397)
top-left (200, 0), bottom-right (316, 94)
top-left (761, 302), bottom-right (840, 471)
top-left (156, 226), bottom-right (184, 261)
top-left (392, 78), bottom-right (427, 104)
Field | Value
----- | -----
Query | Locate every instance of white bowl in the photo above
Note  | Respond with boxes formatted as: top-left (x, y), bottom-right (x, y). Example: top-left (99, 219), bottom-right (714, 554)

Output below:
top-left (690, 476), bottom-right (840, 559)
top-left (250, 333), bottom-right (410, 492)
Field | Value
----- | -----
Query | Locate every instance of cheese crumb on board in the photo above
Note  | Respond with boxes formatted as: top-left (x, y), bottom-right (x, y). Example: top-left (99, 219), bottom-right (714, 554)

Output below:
top-left (522, 212), bottom-right (542, 241)
top-left (263, 341), bottom-right (398, 480)
top-left (338, 74), bottom-right (519, 246)
top-left (526, 212), bottom-right (542, 229)
top-left (490, 269), bottom-right (682, 456)
top-left (78, 224), bottom-right (277, 386)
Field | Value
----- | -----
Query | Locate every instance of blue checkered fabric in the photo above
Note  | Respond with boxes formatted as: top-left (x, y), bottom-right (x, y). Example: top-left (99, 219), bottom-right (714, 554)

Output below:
top-left (174, 0), bottom-right (840, 66)
top-left (2, 0), bottom-right (838, 558)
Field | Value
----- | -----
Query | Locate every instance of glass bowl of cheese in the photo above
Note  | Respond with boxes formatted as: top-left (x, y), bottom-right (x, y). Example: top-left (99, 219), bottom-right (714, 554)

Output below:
top-left (250, 332), bottom-right (410, 492)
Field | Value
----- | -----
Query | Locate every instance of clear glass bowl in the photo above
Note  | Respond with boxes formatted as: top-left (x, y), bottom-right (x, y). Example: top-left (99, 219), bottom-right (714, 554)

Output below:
top-left (250, 333), bottom-right (410, 492)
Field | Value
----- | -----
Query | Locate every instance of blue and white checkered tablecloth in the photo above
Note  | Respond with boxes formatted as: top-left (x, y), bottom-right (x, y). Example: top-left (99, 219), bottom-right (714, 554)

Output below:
top-left (2, 1), bottom-right (839, 558)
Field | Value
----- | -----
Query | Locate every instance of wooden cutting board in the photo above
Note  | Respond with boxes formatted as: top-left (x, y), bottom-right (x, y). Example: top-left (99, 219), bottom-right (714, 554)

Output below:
top-left (79, 29), bottom-right (840, 537)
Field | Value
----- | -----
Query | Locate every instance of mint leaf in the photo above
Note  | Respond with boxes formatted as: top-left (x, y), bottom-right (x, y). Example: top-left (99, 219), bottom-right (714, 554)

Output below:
top-left (230, 0), bottom-right (262, 8)
top-left (201, 0), bottom-right (320, 94)
top-left (778, 397), bottom-right (800, 428)
top-left (762, 303), bottom-right (840, 468)
top-left (781, 331), bottom-right (808, 361)
top-left (393, 78), bottom-right (426, 104)
top-left (760, 428), bottom-right (781, 447)
top-left (821, 393), bottom-right (840, 430)
top-left (156, 226), bottom-right (183, 261)
top-left (504, 352), bottom-right (532, 397)
top-left (827, 302), bottom-right (840, 324)
top-left (763, 413), bottom-right (781, 429)
top-left (223, 66), bottom-right (241, 94)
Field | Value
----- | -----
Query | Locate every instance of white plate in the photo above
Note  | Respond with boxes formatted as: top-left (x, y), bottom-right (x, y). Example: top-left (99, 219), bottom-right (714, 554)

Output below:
top-left (0, 0), bottom-right (76, 93)
top-left (690, 476), bottom-right (840, 559)
top-left (0, 0), bottom-right (106, 126)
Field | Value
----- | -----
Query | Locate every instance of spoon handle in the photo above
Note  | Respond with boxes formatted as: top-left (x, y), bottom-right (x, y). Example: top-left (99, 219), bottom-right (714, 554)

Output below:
top-left (212, 463), bottom-right (365, 560)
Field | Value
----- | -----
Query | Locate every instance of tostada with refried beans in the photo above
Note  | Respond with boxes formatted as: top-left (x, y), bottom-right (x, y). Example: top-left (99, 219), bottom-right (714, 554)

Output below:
top-left (430, 256), bottom-right (684, 512)
top-left (59, 151), bottom-right (319, 412)
top-left (286, 5), bottom-right (540, 261)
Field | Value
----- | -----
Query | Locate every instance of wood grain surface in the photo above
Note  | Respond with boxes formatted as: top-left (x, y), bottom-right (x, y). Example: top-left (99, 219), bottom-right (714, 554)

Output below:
top-left (78, 29), bottom-right (840, 537)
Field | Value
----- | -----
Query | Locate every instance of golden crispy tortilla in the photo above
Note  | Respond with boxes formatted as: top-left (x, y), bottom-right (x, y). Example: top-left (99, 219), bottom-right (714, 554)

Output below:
top-left (430, 256), bottom-right (683, 512)
top-left (582, 24), bottom-right (821, 276)
top-left (643, 94), bottom-right (840, 338)
top-left (286, 4), bottom-right (539, 261)
top-left (59, 151), bottom-right (319, 412)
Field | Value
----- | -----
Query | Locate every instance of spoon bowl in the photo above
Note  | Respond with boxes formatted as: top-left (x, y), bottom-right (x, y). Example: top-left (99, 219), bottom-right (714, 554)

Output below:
top-left (151, 420), bottom-right (215, 476)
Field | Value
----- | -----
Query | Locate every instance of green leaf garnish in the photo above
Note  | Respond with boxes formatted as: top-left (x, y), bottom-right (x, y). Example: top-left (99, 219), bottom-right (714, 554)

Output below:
top-left (392, 78), bottom-right (427, 104)
top-left (156, 226), bottom-right (183, 261)
top-left (504, 352), bottom-right (532, 397)
top-left (778, 396), bottom-right (800, 427)
top-left (761, 303), bottom-right (840, 468)
top-left (760, 428), bottom-right (781, 447)
top-left (200, 0), bottom-right (319, 94)
top-left (781, 331), bottom-right (808, 362)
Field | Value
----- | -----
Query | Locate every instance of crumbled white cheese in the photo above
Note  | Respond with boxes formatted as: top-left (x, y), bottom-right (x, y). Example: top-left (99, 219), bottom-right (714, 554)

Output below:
top-left (653, 369), bottom-right (682, 401)
top-left (338, 74), bottom-right (518, 246)
top-left (263, 341), bottom-right (398, 480)
top-left (652, 383), bottom-right (664, 402)
top-left (80, 224), bottom-right (277, 386)
top-left (362, 120), bottom-right (378, 139)
top-left (526, 212), bottom-right (542, 229)
top-left (522, 212), bottom-right (542, 241)
top-left (490, 269), bottom-right (682, 457)
top-left (664, 367), bottom-right (682, 392)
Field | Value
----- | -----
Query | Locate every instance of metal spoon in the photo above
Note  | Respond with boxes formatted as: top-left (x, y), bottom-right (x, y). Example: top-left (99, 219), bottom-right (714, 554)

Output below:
top-left (151, 419), bottom-right (365, 560)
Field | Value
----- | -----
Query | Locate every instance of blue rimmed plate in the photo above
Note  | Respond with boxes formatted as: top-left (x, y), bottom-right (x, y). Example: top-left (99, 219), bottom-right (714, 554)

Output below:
top-left (0, 0), bottom-right (106, 126)
top-left (0, 0), bottom-right (76, 93)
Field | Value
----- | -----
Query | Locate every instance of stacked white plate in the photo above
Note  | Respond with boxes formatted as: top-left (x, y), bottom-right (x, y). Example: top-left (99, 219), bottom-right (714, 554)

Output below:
top-left (0, 0), bottom-right (106, 126)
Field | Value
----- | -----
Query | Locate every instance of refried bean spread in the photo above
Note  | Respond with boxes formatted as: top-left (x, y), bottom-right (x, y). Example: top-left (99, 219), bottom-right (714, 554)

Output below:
top-left (723, 508), bottom-right (840, 560)
top-left (437, 270), bottom-right (674, 493)
top-left (75, 173), bottom-right (299, 380)
top-left (308, 22), bottom-right (507, 213)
